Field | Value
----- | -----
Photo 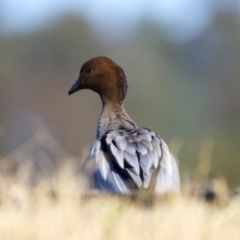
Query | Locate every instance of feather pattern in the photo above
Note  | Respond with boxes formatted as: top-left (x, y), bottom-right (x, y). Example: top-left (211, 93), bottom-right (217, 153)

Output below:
top-left (85, 126), bottom-right (180, 193)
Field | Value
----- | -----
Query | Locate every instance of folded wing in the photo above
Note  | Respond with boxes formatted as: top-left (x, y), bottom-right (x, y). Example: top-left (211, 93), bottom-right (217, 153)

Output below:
top-left (84, 128), bottom-right (180, 193)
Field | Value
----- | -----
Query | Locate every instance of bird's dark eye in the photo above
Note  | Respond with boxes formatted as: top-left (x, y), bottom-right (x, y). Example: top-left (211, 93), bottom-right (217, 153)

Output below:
top-left (85, 68), bottom-right (93, 74)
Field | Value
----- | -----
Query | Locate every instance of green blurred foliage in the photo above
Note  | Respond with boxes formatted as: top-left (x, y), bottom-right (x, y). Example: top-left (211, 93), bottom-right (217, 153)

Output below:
top-left (0, 13), bottom-right (240, 187)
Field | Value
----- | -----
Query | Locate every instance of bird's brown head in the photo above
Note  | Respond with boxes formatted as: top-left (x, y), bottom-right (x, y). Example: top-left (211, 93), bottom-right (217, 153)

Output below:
top-left (68, 56), bottom-right (128, 105)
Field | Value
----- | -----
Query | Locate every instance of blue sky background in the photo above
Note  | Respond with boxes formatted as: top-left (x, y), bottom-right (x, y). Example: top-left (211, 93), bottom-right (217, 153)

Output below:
top-left (1, 0), bottom-right (235, 41)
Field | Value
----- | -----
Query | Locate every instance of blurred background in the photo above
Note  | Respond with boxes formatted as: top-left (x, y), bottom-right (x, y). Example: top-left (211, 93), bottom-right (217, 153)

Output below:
top-left (0, 0), bottom-right (240, 188)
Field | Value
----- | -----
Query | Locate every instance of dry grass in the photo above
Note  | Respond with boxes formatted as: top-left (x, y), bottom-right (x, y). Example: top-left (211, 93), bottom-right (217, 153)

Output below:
top-left (0, 164), bottom-right (240, 240)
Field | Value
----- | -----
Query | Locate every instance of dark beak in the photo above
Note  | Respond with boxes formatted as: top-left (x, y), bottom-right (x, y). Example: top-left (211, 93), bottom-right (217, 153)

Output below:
top-left (68, 78), bottom-right (81, 95)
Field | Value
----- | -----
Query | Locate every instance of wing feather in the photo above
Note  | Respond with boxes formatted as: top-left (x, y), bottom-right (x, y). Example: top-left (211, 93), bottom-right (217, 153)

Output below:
top-left (149, 149), bottom-right (159, 168)
top-left (98, 150), bottom-right (110, 180)
top-left (114, 138), bottom-right (128, 151)
top-left (111, 169), bottom-right (130, 194)
top-left (125, 142), bottom-right (136, 155)
top-left (135, 142), bottom-right (148, 155)
top-left (143, 169), bottom-right (154, 188)
top-left (155, 140), bottom-right (180, 193)
top-left (152, 136), bottom-right (162, 157)
top-left (124, 151), bottom-right (140, 174)
top-left (85, 128), bottom-right (179, 193)
top-left (141, 139), bottom-right (153, 151)
top-left (139, 153), bottom-right (153, 176)
top-left (138, 133), bottom-right (152, 142)
top-left (126, 169), bottom-right (142, 188)
top-left (109, 142), bottom-right (124, 169)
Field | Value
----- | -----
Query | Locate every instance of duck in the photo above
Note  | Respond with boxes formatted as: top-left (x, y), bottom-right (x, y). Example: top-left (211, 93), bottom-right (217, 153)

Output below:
top-left (68, 56), bottom-right (180, 194)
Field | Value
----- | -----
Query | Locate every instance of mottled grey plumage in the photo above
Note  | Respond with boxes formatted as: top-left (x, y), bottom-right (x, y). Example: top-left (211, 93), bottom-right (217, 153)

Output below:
top-left (68, 56), bottom-right (180, 194)
top-left (83, 104), bottom-right (180, 194)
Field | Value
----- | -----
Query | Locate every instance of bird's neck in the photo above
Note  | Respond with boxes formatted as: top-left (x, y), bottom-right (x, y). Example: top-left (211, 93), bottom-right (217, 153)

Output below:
top-left (96, 103), bottom-right (137, 139)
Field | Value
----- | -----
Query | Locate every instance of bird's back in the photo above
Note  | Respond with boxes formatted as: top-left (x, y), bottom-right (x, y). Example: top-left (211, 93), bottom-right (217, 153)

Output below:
top-left (84, 127), bottom-right (180, 194)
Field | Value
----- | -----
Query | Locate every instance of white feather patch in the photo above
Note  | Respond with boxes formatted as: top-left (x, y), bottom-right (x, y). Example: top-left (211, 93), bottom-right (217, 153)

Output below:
top-left (155, 140), bottom-right (180, 193)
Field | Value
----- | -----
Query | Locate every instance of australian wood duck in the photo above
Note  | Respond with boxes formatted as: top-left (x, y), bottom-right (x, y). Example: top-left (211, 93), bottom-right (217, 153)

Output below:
top-left (68, 56), bottom-right (180, 194)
